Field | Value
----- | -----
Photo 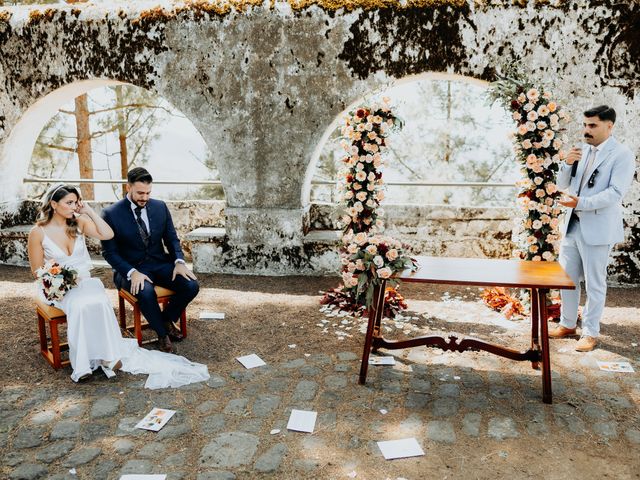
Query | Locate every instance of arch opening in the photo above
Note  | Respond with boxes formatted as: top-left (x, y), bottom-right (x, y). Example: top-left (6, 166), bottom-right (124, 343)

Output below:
top-left (2, 79), bottom-right (224, 203)
top-left (304, 72), bottom-right (517, 208)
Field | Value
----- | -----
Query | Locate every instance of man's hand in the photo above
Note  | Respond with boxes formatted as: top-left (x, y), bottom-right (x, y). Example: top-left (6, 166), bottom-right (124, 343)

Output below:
top-left (558, 193), bottom-right (579, 208)
top-left (172, 262), bottom-right (197, 281)
top-left (130, 270), bottom-right (153, 295)
top-left (566, 147), bottom-right (582, 165)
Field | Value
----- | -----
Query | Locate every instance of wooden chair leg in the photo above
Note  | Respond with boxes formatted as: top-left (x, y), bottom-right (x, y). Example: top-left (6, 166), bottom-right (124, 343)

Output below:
top-left (180, 309), bottom-right (187, 338)
top-left (133, 305), bottom-right (143, 346)
top-left (118, 293), bottom-right (127, 330)
top-left (37, 311), bottom-right (48, 356)
top-left (50, 320), bottom-right (62, 369)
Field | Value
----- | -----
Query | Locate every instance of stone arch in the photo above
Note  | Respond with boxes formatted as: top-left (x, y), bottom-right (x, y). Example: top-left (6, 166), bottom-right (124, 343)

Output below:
top-left (301, 72), bottom-right (492, 206)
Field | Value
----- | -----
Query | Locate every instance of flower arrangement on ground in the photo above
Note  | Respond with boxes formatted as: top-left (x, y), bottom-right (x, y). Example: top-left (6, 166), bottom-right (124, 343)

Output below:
top-left (36, 259), bottom-right (78, 304)
top-left (483, 67), bottom-right (568, 318)
top-left (321, 98), bottom-right (416, 316)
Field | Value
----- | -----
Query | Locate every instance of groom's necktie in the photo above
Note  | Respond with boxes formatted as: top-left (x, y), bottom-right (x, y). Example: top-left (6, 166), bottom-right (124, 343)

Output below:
top-left (134, 206), bottom-right (150, 247)
top-left (578, 146), bottom-right (597, 195)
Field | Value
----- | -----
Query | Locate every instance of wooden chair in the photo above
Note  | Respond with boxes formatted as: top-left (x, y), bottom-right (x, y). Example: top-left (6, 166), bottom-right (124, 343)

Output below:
top-left (118, 286), bottom-right (187, 346)
top-left (36, 299), bottom-right (70, 369)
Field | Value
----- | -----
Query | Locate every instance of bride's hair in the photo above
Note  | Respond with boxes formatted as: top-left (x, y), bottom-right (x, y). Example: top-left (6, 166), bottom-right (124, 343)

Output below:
top-left (37, 184), bottom-right (81, 238)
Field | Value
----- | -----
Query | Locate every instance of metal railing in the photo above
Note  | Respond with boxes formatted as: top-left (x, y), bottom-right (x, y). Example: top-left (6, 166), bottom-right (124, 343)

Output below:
top-left (23, 177), bottom-right (517, 188)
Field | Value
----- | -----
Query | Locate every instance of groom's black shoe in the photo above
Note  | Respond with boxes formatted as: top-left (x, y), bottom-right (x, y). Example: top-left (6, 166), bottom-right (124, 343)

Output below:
top-left (164, 322), bottom-right (184, 342)
top-left (158, 335), bottom-right (175, 353)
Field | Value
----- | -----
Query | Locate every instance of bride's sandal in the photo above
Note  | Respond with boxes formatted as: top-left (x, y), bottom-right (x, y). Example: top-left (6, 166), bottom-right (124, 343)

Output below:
top-left (108, 359), bottom-right (122, 371)
top-left (100, 359), bottom-right (122, 379)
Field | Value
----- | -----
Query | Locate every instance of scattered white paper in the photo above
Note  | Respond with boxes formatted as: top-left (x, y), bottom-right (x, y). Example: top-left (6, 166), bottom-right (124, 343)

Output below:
top-left (379, 409), bottom-right (388, 415)
top-left (236, 354), bottom-right (266, 369)
top-left (286, 409), bottom-right (317, 433)
top-left (347, 471), bottom-right (357, 478)
top-left (377, 438), bottom-right (425, 460)
top-left (453, 376), bottom-right (461, 380)
top-left (304, 353), bottom-right (311, 357)
top-left (597, 361), bottom-right (635, 373)
top-left (120, 476), bottom-right (167, 480)
top-left (632, 343), bottom-right (638, 347)
top-left (270, 429), bottom-right (281, 435)
top-left (199, 311), bottom-right (225, 320)
top-left (369, 356), bottom-right (396, 366)
top-left (288, 344), bottom-right (297, 349)
top-left (68, 469), bottom-right (77, 475)
top-left (135, 408), bottom-right (176, 432)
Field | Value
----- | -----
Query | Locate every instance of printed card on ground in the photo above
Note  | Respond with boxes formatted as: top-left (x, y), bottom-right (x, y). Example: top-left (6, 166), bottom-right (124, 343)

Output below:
top-left (369, 356), bottom-right (396, 365)
top-left (135, 408), bottom-right (176, 432)
top-left (377, 438), bottom-right (425, 460)
top-left (120, 476), bottom-right (167, 480)
top-left (236, 353), bottom-right (266, 369)
top-left (286, 409), bottom-right (317, 433)
top-left (597, 361), bottom-right (635, 373)
top-left (199, 311), bottom-right (225, 320)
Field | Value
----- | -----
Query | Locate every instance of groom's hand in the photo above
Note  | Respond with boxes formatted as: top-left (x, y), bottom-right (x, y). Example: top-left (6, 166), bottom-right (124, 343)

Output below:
top-left (172, 262), bottom-right (197, 281)
top-left (130, 270), bottom-right (153, 295)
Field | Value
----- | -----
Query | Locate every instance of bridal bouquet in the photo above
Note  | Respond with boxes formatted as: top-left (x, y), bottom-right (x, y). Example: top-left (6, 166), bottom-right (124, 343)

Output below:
top-left (36, 260), bottom-right (78, 303)
top-left (341, 232), bottom-right (417, 307)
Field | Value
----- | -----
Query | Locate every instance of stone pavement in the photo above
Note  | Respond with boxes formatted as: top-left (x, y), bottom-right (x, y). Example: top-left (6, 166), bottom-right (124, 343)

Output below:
top-left (2, 341), bottom-right (640, 480)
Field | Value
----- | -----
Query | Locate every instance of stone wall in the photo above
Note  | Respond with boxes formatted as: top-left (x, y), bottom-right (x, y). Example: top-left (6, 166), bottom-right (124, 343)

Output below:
top-left (0, 1), bottom-right (638, 279)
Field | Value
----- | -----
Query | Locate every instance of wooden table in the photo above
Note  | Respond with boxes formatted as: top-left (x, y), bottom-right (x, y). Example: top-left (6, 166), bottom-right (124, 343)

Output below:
top-left (359, 256), bottom-right (575, 404)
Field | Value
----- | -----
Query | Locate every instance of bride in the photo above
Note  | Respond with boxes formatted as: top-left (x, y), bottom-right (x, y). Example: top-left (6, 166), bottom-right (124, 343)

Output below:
top-left (27, 184), bottom-right (209, 388)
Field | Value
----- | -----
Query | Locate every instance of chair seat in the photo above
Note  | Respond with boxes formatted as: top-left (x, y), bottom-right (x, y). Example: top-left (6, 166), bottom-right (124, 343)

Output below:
top-left (35, 298), bottom-right (66, 319)
top-left (119, 286), bottom-right (176, 303)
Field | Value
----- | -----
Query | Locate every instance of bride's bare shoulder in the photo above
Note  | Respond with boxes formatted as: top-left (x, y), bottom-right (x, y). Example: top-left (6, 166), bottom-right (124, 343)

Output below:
top-left (29, 225), bottom-right (44, 239)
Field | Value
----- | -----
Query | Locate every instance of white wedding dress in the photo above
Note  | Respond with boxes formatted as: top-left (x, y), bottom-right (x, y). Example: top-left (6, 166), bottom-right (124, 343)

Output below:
top-left (38, 230), bottom-right (210, 388)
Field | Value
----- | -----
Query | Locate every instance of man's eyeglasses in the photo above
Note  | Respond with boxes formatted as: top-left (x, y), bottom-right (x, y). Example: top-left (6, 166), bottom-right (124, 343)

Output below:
top-left (587, 168), bottom-right (599, 188)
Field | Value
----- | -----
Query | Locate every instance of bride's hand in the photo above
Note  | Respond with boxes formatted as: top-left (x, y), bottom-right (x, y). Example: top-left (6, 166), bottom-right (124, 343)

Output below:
top-left (75, 200), bottom-right (93, 217)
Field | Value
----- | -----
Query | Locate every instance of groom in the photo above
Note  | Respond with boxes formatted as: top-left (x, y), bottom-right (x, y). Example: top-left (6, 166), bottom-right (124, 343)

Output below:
top-left (101, 167), bottom-right (199, 353)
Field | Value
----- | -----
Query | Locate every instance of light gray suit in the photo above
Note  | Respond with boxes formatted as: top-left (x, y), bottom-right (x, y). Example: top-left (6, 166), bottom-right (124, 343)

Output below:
top-left (556, 136), bottom-right (635, 337)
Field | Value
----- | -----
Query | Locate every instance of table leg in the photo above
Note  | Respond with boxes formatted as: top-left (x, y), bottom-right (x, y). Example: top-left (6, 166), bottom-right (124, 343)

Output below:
top-left (530, 288), bottom-right (540, 370)
top-left (359, 283), bottom-right (385, 385)
top-left (536, 288), bottom-right (552, 403)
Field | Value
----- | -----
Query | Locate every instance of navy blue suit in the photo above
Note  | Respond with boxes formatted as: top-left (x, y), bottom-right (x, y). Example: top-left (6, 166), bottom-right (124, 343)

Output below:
top-left (101, 198), bottom-right (199, 338)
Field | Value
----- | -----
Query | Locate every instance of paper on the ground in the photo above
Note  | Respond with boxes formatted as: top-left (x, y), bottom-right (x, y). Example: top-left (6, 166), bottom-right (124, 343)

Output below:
top-left (120, 476), bottom-right (167, 480)
top-left (369, 356), bottom-right (396, 365)
top-left (199, 311), bottom-right (225, 320)
top-left (236, 353), bottom-right (266, 369)
top-left (134, 408), bottom-right (176, 432)
top-left (377, 438), bottom-right (425, 460)
top-left (286, 409), bottom-right (317, 433)
top-left (597, 361), bottom-right (635, 373)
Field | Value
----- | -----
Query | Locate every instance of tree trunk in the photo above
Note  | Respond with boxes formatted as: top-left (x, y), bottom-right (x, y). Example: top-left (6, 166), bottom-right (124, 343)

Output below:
top-left (115, 86), bottom-right (129, 198)
top-left (74, 94), bottom-right (94, 199)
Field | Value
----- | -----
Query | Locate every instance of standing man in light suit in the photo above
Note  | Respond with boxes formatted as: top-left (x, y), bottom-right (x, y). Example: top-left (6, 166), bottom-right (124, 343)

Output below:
top-left (550, 105), bottom-right (635, 351)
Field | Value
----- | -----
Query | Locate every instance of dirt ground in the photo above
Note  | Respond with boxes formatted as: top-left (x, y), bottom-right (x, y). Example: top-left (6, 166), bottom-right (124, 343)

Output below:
top-left (1, 264), bottom-right (639, 479)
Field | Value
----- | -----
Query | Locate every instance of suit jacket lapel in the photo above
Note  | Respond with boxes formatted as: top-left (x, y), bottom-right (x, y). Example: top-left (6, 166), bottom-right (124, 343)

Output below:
top-left (590, 137), bottom-right (616, 175)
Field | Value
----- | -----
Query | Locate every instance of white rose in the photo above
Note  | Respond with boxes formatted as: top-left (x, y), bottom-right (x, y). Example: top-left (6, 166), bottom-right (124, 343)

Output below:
top-left (377, 267), bottom-right (392, 279)
top-left (373, 255), bottom-right (384, 267)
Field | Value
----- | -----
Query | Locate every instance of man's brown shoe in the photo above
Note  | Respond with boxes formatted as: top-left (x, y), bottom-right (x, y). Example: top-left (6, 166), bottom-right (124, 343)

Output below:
top-left (548, 325), bottom-right (577, 338)
top-left (575, 336), bottom-right (597, 352)
top-left (158, 335), bottom-right (175, 353)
